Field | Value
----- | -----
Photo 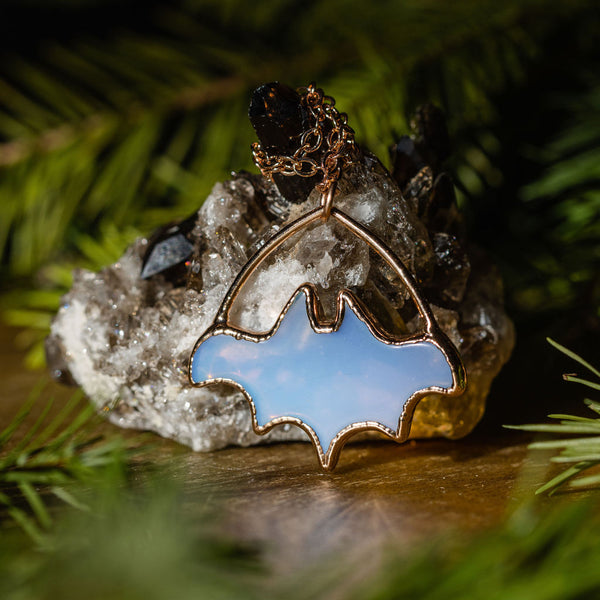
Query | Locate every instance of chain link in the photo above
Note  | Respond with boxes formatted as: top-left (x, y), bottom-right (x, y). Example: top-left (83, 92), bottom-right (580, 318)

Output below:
top-left (252, 83), bottom-right (358, 194)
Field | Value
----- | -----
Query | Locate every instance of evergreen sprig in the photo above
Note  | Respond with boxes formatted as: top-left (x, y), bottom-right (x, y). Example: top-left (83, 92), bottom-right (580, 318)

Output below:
top-left (0, 380), bottom-right (136, 542)
top-left (0, 478), bottom-right (264, 600)
top-left (1, 0), bottom-right (556, 271)
top-left (1, 0), bottom-right (598, 367)
top-left (505, 80), bottom-right (600, 317)
top-left (506, 339), bottom-right (600, 495)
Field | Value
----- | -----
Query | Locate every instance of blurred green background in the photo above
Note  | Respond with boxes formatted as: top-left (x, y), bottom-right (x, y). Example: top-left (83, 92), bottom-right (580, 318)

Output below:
top-left (0, 0), bottom-right (598, 424)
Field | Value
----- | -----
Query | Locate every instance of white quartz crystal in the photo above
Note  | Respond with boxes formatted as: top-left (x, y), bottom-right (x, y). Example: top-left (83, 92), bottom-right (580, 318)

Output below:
top-left (47, 163), bottom-right (514, 451)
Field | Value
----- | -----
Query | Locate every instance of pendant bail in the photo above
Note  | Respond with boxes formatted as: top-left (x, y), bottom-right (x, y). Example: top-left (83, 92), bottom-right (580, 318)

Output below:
top-left (320, 182), bottom-right (337, 221)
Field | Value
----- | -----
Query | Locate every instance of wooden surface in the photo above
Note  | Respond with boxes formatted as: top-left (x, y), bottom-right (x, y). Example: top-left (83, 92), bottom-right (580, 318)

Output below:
top-left (168, 437), bottom-right (543, 572)
top-left (0, 325), bottom-right (552, 572)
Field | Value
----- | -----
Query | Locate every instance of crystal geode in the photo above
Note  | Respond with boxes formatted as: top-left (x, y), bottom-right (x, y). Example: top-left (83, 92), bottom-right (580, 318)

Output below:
top-left (46, 85), bottom-right (514, 452)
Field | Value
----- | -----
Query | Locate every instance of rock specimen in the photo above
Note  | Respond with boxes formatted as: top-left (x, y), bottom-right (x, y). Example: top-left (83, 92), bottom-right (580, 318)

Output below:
top-left (46, 83), bottom-right (514, 451)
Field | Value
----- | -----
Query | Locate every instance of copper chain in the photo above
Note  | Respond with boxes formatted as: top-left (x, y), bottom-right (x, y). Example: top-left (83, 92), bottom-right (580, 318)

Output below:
top-left (252, 83), bottom-right (358, 195)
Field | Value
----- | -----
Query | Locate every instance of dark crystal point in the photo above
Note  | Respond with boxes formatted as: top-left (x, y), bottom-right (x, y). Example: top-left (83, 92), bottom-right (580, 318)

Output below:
top-left (390, 104), bottom-right (463, 238)
top-left (389, 104), bottom-right (451, 187)
top-left (389, 136), bottom-right (427, 189)
top-left (411, 104), bottom-right (451, 170)
top-left (141, 212), bottom-right (197, 283)
top-left (249, 82), bottom-right (321, 204)
top-left (429, 173), bottom-right (464, 237)
top-left (425, 233), bottom-right (470, 307)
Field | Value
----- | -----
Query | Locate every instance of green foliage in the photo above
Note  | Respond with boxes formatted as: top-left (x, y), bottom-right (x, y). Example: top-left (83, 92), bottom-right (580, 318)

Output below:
top-left (0, 0), bottom-right (547, 268)
top-left (1, 0), bottom-right (599, 366)
top-left (0, 480), bottom-right (263, 600)
top-left (0, 380), bottom-right (138, 542)
top-left (0, 484), bottom-right (263, 600)
top-left (505, 81), bottom-right (600, 317)
top-left (352, 501), bottom-right (600, 600)
top-left (506, 339), bottom-right (600, 494)
top-left (0, 375), bottom-right (598, 598)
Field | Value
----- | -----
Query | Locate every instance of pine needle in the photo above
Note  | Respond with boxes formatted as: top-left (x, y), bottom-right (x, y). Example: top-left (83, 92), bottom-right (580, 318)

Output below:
top-left (506, 340), bottom-right (600, 495)
top-left (0, 384), bottom-right (137, 539)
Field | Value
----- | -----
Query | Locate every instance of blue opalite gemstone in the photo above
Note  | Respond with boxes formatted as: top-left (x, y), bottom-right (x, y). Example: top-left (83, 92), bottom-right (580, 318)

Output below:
top-left (190, 293), bottom-right (453, 454)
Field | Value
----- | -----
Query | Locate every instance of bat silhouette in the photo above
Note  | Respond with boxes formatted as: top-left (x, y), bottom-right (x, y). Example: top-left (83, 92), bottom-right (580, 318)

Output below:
top-left (190, 285), bottom-right (465, 470)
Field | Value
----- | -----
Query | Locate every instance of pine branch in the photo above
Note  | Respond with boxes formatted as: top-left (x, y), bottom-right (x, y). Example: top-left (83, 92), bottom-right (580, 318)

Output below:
top-left (479, 77), bottom-right (600, 319)
top-left (0, 380), bottom-right (143, 540)
top-left (1, 0), bottom-right (599, 369)
top-left (0, 0), bottom-right (591, 275)
top-left (505, 339), bottom-right (600, 495)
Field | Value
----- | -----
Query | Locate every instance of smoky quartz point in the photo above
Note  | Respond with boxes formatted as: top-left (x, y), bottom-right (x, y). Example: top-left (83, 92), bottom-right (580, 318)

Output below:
top-left (46, 84), bottom-right (514, 451)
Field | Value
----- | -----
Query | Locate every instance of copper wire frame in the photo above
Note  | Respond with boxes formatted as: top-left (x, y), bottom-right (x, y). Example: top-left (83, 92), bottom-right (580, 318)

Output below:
top-left (188, 186), bottom-right (467, 470)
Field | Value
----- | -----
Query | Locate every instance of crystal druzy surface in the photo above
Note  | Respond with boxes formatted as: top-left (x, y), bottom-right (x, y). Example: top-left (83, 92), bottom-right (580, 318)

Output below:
top-left (46, 96), bottom-right (515, 451)
top-left (191, 291), bottom-right (454, 454)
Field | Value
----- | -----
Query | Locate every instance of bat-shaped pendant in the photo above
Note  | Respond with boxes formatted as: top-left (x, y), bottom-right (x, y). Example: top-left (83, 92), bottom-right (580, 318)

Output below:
top-left (189, 205), bottom-right (466, 470)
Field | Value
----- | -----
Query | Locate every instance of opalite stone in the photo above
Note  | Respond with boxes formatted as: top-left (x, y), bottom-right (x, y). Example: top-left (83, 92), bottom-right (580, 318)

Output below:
top-left (191, 290), bottom-right (454, 455)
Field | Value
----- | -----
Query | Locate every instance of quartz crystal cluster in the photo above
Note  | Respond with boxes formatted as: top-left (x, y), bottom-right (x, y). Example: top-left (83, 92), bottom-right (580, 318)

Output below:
top-left (46, 84), bottom-right (514, 451)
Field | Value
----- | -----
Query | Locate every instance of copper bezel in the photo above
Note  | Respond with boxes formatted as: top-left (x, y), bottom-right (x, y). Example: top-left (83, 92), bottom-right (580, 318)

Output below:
top-left (189, 205), bottom-right (466, 470)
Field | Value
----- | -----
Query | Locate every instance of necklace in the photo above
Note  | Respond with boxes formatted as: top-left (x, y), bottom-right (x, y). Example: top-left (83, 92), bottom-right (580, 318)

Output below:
top-left (189, 83), bottom-right (466, 470)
